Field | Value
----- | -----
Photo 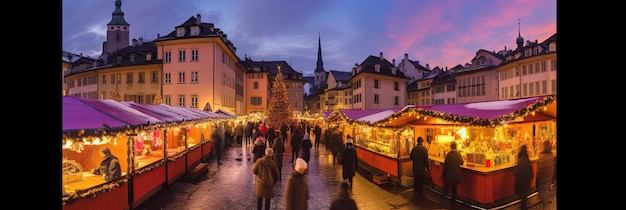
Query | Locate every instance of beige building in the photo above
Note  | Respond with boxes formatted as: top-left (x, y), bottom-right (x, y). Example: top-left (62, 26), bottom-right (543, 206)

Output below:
top-left (152, 14), bottom-right (245, 115)
top-left (497, 33), bottom-right (557, 100)
top-left (241, 59), bottom-right (305, 115)
top-left (349, 52), bottom-right (409, 110)
top-left (454, 49), bottom-right (505, 104)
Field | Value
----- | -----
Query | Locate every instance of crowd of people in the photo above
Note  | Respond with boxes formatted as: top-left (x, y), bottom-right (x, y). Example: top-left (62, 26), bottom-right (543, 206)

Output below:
top-left (213, 119), bottom-right (555, 210)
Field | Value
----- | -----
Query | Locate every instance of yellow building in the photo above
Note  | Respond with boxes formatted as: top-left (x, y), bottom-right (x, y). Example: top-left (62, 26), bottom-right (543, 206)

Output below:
top-left (349, 52), bottom-right (409, 110)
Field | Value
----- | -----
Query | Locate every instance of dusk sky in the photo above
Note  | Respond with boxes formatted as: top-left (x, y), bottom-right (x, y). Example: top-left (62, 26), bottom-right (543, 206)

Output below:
top-left (62, 0), bottom-right (557, 76)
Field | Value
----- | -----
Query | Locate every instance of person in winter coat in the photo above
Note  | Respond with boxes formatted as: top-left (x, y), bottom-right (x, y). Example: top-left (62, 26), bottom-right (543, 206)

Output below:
top-left (330, 128), bottom-right (344, 167)
top-left (536, 140), bottom-right (555, 208)
top-left (252, 148), bottom-right (280, 210)
top-left (339, 136), bottom-right (357, 192)
top-left (92, 147), bottom-right (122, 181)
top-left (272, 136), bottom-right (286, 180)
top-left (266, 126), bottom-right (276, 147)
top-left (290, 126), bottom-right (303, 163)
top-left (300, 133), bottom-right (313, 163)
top-left (284, 158), bottom-right (309, 210)
top-left (329, 180), bottom-right (358, 210)
top-left (244, 122), bottom-right (254, 148)
top-left (252, 137), bottom-right (267, 163)
top-left (280, 123), bottom-right (289, 144)
top-left (234, 121), bottom-right (244, 146)
top-left (313, 124), bottom-right (322, 150)
top-left (410, 136), bottom-right (430, 201)
top-left (441, 141), bottom-right (463, 206)
top-left (514, 145), bottom-right (534, 210)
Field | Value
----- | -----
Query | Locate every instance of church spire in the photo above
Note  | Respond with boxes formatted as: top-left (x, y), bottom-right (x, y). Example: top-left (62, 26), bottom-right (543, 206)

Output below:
top-left (314, 32), bottom-right (325, 73)
top-left (108, 0), bottom-right (129, 26)
top-left (516, 18), bottom-right (524, 50)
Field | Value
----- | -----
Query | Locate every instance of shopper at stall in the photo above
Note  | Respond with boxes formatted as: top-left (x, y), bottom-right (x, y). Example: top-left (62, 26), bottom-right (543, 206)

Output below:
top-left (536, 140), bottom-right (555, 208)
top-left (313, 124), bottom-right (322, 150)
top-left (92, 147), bottom-right (122, 182)
top-left (280, 123), bottom-right (289, 145)
top-left (329, 180), bottom-right (358, 210)
top-left (272, 136), bottom-right (286, 181)
top-left (514, 145), bottom-right (534, 210)
top-left (253, 148), bottom-right (280, 210)
top-left (284, 158), bottom-right (309, 210)
top-left (339, 136), bottom-right (357, 192)
top-left (441, 141), bottom-right (463, 206)
top-left (244, 121), bottom-right (254, 148)
top-left (410, 136), bottom-right (430, 201)
top-left (211, 126), bottom-right (223, 164)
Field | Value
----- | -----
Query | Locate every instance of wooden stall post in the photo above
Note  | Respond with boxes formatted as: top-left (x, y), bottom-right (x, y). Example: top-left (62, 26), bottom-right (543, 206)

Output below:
top-left (127, 133), bottom-right (137, 208)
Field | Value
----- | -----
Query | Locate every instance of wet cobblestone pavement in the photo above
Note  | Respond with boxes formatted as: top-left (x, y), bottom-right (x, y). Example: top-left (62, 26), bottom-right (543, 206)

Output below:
top-left (136, 142), bottom-right (556, 210)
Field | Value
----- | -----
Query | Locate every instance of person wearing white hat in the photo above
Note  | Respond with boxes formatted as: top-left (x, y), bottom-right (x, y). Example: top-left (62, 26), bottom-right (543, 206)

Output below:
top-left (284, 158), bottom-right (309, 210)
top-left (300, 133), bottom-right (313, 163)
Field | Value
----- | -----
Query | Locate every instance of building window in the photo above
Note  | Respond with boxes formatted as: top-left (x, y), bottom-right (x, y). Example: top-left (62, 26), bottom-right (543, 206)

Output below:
top-left (126, 73), bottom-right (133, 84)
top-left (151, 71), bottom-right (158, 83)
top-left (374, 94), bottom-right (379, 103)
top-left (179, 49), bottom-right (186, 62)
top-left (102, 75), bottom-right (107, 84)
top-left (251, 96), bottom-right (262, 105)
top-left (178, 95), bottom-right (185, 107)
top-left (191, 49), bottom-right (199, 61)
top-left (394, 96), bottom-right (399, 105)
top-left (117, 56), bottom-right (122, 64)
top-left (164, 96), bottom-right (171, 106)
top-left (178, 72), bottom-right (185, 83)
top-left (374, 79), bottom-right (379, 89)
top-left (138, 72), bottom-right (145, 83)
top-left (551, 60), bottom-right (557, 71)
top-left (191, 95), bottom-right (198, 108)
top-left (176, 27), bottom-right (185, 37)
top-left (146, 53), bottom-right (152, 61)
top-left (394, 82), bottom-right (399, 91)
top-left (191, 26), bottom-right (199, 36)
top-left (165, 51), bottom-right (171, 63)
top-left (253, 82), bottom-right (259, 89)
top-left (130, 54), bottom-right (136, 62)
top-left (191, 71), bottom-right (198, 83)
top-left (164, 73), bottom-right (171, 84)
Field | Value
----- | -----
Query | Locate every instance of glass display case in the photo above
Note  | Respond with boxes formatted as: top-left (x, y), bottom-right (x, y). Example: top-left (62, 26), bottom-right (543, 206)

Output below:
top-left (353, 125), bottom-right (414, 158)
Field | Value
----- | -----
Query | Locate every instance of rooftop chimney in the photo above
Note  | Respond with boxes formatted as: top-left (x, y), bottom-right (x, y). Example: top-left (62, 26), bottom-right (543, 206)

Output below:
top-left (138, 37), bottom-right (143, 45)
top-left (379, 52), bottom-right (383, 60)
top-left (392, 59), bottom-right (396, 66)
top-left (196, 14), bottom-right (201, 24)
top-left (404, 53), bottom-right (408, 61)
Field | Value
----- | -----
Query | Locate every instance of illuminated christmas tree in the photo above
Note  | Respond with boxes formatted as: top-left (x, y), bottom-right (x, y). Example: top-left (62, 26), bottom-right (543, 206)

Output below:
top-left (110, 81), bottom-right (121, 101)
top-left (153, 89), bottom-right (163, 104)
top-left (267, 65), bottom-right (291, 129)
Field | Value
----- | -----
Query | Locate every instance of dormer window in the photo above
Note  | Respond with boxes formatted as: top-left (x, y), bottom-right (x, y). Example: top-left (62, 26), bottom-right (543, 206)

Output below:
top-left (146, 53), bottom-right (152, 61)
top-left (176, 27), bottom-right (186, 37)
top-left (191, 26), bottom-right (200, 36)
top-left (130, 54), bottom-right (136, 63)
top-left (117, 56), bottom-right (122, 64)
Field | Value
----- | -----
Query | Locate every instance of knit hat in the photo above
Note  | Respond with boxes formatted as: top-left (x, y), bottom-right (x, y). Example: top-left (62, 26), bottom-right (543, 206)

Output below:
top-left (294, 158), bottom-right (308, 173)
top-left (265, 148), bottom-right (274, 156)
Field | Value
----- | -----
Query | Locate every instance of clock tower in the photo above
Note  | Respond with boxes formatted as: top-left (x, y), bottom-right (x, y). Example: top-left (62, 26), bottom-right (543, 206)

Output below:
top-left (105, 0), bottom-right (130, 55)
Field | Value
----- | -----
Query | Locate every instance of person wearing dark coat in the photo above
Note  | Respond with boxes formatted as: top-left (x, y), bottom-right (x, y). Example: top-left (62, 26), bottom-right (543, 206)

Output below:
top-left (280, 123), bottom-right (289, 144)
top-left (290, 126), bottom-right (303, 163)
top-left (92, 147), bottom-right (122, 181)
top-left (441, 141), bottom-right (463, 206)
top-left (244, 122), bottom-right (254, 148)
top-left (514, 145), bottom-right (534, 210)
top-left (329, 180), bottom-right (358, 210)
top-left (300, 133), bottom-right (313, 163)
top-left (252, 148), bottom-right (280, 210)
top-left (330, 128), bottom-right (344, 167)
top-left (410, 136), bottom-right (430, 201)
top-left (211, 127), bottom-right (222, 164)
top-left (339, 136), bottom-right (357, 192)
top-left (266, 126), bottom-right (276, 147)
top-left (313, 124), bottom-right (322, 150)
top-left (252, 137), bottom-right (267, 163)
top-left (536, 140), bottom-right (555, 208)
top-left (284, 158), bottom-right (309, 210)
top-left (272, 137), bottom-right (286, 180)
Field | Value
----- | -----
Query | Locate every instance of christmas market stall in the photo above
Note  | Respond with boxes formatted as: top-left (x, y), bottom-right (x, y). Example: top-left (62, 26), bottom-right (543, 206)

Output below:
top-left (62, 96), bottom-right (234, 210)
top-left (373, 94), bottom-right (557, 208)
top-left (325, 106), bottom-right (414, 185)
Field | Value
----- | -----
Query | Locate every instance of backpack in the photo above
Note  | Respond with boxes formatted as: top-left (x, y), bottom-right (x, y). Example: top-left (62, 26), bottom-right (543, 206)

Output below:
top-left (258, 161), bottom-right (275, 187)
